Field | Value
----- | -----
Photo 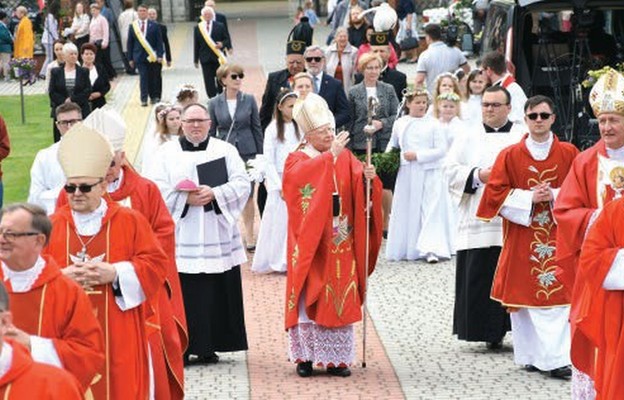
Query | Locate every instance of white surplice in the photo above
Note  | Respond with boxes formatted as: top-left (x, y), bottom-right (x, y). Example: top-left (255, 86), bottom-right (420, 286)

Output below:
top-left (145, 137), bottom-right (250, 274)
top-left (28, 142), bottom-right (65, 215)
top-left (251, 121), bottom-right (300, 273)
top-left (385, 115), bottom-right (454, 261)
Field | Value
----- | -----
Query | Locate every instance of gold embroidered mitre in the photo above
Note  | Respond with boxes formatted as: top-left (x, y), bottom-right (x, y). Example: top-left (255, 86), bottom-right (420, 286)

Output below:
top-left (292, 93), bottom-right (333, 134)
top-left (83, 107), bottom-right (127, 152)
top-left (589, 67), bottom-right (624, 117)
top-left (58, 123), bottom-right (114, 179)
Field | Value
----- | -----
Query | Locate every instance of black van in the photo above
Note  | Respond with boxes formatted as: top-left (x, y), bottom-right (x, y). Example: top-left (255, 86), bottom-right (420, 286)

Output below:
top-left (481, 0), bottom-right (624, 148)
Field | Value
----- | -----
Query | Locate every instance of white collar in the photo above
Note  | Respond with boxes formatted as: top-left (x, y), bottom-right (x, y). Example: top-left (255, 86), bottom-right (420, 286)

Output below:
top-left (606, 144), bottom-right (624, 161)
top-left (525, 132), bottom-right (553, 161)
top-left (1, 256), bottom-right (46, 293)
top-left (0, 342), bottom-right (13, 380)
top-left (302, 143), bottom-right (322, 158)
top-left (72, 199), bottom-right (108, 236)
top-left (107, 168), bottom-right (124, 193)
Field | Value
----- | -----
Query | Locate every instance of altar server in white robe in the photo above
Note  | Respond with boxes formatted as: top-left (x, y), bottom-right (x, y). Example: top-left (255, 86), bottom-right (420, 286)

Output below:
top-left (145, 103), bottom-right (250, 365)
top-left (28, 103), bottom-right (84, 214)
top-left (251, 90), bottom-right (301, 273)
top-left (385, 88), bottom-right (453, 263)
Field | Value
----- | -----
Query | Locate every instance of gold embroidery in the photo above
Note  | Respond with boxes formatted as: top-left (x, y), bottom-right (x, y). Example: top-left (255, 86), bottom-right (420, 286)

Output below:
top-left (325, 281), bottom-right (358, 317)
top-left (299, 183), bottom-right (316, 215)
top-left (288, 287), bottom-right (297, 311)
top-left (336, 259), bottom-right (341, 280)
top-left (291, 245), bottom-right (299, 268)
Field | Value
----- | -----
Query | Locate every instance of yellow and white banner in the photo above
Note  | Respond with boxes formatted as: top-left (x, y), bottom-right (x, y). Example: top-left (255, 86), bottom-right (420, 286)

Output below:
top-left (198, 22), bottom-right (227, 65)
top-left (132, 20), bottom-right (158, 63)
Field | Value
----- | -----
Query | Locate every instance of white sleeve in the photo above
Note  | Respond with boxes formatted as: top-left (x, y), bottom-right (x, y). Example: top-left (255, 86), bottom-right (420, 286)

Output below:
top-left (27, 151), bottom-right (62, 215)
top-left (263, 126), bottom-right (281, 192)
top-left (499, 189), bottom-right (534, 227)
top-left (212, 148), bottom-right (252, 226)
top-left (113, 261), bottom-right (146, 311)
top-left (30, 336), bottom-right (63, 368)
top-left (603, 250), bottom-right (624, 290)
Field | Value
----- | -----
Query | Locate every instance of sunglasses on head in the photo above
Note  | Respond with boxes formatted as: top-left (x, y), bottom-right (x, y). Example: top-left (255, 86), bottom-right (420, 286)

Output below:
top-left (305, 56), bottom-right (323, 63)
top-left (64, 179), bottom-right (103, 194)
top-left (230, 73), bottom-right (244, 80)
top-left (526, 112), bottom-right (553, 121)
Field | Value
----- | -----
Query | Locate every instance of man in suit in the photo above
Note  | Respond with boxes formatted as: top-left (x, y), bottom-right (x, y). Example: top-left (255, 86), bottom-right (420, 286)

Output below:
top-left (355, 31), bottom-right (407, 102)
top-left (148, 8), bottom-right (171, 106)
top-left (303, 45), bottom-right (351, 130)
top-left (194, 6), bottom-right (230, 99)
top-left (204, 0), bottom-right (232, 52)
top-left (127, 4), bottom-right (164, 107)
top-left (259, 40), bottom-right (306, 132)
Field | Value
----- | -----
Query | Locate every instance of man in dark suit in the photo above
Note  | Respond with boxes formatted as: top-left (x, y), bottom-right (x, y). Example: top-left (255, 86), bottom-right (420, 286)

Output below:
top-left (194, 6), bottom-right (230, 99)
top-left (204, 0), bottom-right (232, 51)
top-left (259, 40), bottom-right (306, 132)
top-left (148, 8), bottom-right (171, 105)
top-left (355, 31), bottom-right (407, 102)
top-left (127, 4), bottom-right (164, 106)
top-left (303, 45), bottom-right (351, 130)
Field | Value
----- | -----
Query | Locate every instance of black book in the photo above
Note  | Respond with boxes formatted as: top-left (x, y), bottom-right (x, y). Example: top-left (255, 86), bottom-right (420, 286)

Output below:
top-left (196, 157), bottom-right (228, 214)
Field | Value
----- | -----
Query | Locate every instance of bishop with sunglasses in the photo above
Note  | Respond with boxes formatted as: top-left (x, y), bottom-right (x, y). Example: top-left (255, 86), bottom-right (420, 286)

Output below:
top-left (477, 95), bottom-right (578, 379)
top-left (45, 123), bottom-right (167, 399)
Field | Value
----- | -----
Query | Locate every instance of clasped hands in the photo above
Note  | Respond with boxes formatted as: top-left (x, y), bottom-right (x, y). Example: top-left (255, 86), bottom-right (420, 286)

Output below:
top-left (532, 182), bottom-right (553, 203)
top-left (63, 261), bottom-right (118, 289)
top-left (187, 185), bottom-right (215, 206)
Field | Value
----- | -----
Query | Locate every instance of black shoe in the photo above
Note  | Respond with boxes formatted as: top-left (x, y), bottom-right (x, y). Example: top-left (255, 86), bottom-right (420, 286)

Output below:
top-left (524, 364), bottom-right (539, 372)
top-left (141, 101), bottom-right (148, 107)
top-left (151, 98), bottom-right (161, 104)
top-left (296, 361), bottom-right (313, 377)
top-left (486, 341), bottom-right (502, 350)
top-left (198, 353), bottom-right (219, 364)
top-left (548, 365), bottom-right (572, 379)
top-left (327, 366), bottom-right (351, 377)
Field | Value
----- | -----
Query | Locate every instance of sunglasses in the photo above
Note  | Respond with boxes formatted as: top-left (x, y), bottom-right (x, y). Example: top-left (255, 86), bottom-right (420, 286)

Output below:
top-left (230, 73), bottom-right (244, 80)
top-left (64, 179), bottom-right (103, 194)
top-left (305, 56), bottom-right (323, 63)
top-left (526, 112), bottom-right (553, 120)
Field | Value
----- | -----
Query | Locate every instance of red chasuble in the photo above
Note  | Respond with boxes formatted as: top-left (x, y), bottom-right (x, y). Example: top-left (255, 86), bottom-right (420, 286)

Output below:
top-left (0, 340), bottom-right (84, 399)
top-left (57, 165), bottom-right (187, 399)
top-left (45, 201), bottom-right (167, 400)
top-left (577, 199), bottom-right (624, 399)
top-left (552, 139), bottom-right (620, 376)
top-left (282, 150), bottom-right (383, 330)
top-left (477, 134), bottom-right (578, 308)
top-left (1, 256), bottom-right (104, 391)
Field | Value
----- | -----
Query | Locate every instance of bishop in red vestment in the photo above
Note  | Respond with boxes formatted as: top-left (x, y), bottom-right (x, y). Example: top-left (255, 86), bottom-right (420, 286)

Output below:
top-left (283, 93), bottom-right (383, 378)
top-left (553, 67), bottom-right (624, 392)
top-left (59, 107), bottom-right (187, 399)
top-left (477, 96), bottom-right (578, 377)
top-left (46, 123), bottom-right (167, 399)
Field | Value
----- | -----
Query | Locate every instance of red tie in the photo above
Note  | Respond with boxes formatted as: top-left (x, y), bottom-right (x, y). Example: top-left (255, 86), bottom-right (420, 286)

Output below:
top-left (206, 21), bottom-right (210, 31)
top-left (141, 21), bottom-right (146, 34)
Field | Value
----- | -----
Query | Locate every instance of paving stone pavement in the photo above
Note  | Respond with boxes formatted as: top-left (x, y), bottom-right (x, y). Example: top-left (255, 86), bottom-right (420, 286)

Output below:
top-left (0, 5), bottom-right (573, 398)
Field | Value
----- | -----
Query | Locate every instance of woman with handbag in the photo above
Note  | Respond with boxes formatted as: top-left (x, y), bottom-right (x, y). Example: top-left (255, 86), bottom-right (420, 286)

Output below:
top-left (208, 63), bottom-right (263, 252)
top-left (325, 27), bottom-right (358, 93)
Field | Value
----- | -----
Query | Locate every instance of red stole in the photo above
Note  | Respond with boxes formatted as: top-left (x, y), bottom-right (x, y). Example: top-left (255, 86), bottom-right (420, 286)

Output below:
top-left (500, 74), bottom-right (515, 88)
top-left (477, 134), bottom-right (578, 307)
top-left (1, 256), bottom-right (104, 392)
top-left (282, 150), bottom-right (383, 330)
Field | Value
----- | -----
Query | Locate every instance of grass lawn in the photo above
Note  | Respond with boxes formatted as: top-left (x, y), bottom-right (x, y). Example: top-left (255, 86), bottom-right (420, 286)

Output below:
top-left (1, 94), bottom-right (53, 204)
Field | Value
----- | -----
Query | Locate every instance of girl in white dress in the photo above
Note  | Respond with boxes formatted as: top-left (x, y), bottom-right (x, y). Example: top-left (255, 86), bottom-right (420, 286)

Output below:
top-left (140, 104), bottom-right (183, 172)
top-left (434, 91), bottom-right (463, 149)
top-left (385, 89), bottom-right (454, 263)
top-left (461, 69), bottom-right (488, 128)
top-left (252, 90), bottom-right (301, 273)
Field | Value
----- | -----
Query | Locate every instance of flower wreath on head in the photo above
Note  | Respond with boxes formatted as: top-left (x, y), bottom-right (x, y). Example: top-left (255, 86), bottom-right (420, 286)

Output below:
top-left (173, 84), bottom-right (199, 101)
top-left (403, 87), bottom-right (431, 103)
top-left (157, 103), bottom-right (182, 120)
top-left (437, 92), bottom-right (461, 102)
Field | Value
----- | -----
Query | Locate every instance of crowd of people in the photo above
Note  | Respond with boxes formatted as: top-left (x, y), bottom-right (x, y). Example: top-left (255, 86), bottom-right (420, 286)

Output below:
top-left (2, 0), bottom-right (624, 399)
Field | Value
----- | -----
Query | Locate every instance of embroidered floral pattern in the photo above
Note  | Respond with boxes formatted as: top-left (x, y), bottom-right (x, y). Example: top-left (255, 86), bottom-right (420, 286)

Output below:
top-left (299, 183), bottom-right (316, 215)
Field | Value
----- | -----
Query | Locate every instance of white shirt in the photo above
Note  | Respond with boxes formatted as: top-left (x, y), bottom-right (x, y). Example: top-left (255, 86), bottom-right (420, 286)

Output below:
top-left (28, 142), bottom-right (65, 215)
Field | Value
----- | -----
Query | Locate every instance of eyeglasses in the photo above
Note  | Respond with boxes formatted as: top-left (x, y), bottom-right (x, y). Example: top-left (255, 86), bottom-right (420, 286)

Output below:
top-left (182, 118), bottom-right (210, 125)
top-left (230, 73), bottom-right (244, 80)
top-left (305, 56), bottom-right (323, 63)
top-left (526, 112), bottom-right (553, 120)
top-left (481, 102), bottom-right (507, 108)
top-left (56, 118), bottom-right (83, 127)
top-left (287, 60), bottom-right (303, 65)
top-left (0, 229), bottom-right (40, 242)
top-left (64, 179), bottom-right (103, 194)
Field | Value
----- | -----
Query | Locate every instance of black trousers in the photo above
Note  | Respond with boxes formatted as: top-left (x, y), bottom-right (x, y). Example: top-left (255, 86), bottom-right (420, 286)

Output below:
top-left (137, 62), bottom-right (162, 102)
top-left (201, 61), bottom-right (222, 98)
top-left (95, 43), bottom-right (116, 79)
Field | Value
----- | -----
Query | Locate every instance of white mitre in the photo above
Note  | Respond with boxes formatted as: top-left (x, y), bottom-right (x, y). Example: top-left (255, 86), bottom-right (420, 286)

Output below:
top-left (83, 107), bottom-right (127, 152)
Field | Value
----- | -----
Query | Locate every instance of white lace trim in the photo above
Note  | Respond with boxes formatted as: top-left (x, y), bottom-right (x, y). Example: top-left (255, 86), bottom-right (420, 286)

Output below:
top-left (571, 365), bottom-right (596, 400)
top-left (72, 200), bottom-right (108, 236)
top-left (1, 256), bottom-right (46, 292)
top-left (288, 323), bottom-right (355, 367)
